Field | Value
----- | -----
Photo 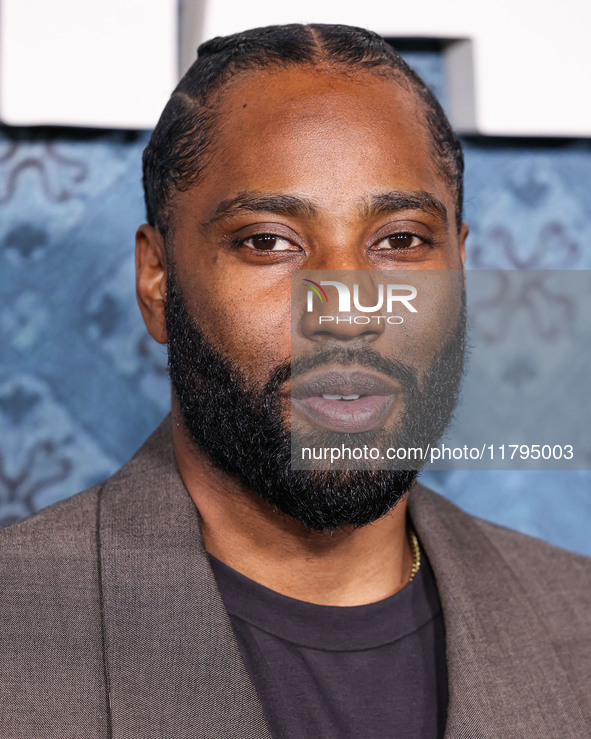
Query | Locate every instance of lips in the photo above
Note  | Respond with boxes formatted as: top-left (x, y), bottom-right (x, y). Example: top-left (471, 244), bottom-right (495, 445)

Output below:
top-left (291, 368), bottom-right (399, 433)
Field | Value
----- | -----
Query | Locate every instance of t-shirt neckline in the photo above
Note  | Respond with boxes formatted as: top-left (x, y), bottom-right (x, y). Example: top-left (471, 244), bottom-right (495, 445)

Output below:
top-left (208, 549), bottom-right (441, 652)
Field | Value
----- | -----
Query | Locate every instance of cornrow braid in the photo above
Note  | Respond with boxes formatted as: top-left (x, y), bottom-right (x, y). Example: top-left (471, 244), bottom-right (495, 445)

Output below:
top-left (142, 24), bottom-right (464, 241)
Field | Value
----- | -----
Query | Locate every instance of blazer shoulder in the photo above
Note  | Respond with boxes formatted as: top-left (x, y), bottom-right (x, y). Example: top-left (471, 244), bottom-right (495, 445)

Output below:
top-left (0, 484), bottom-right (111, 736)
top-left (461, 506), bottom-right (591, 618)
top-left (412, 485), bottom-right (591, 608)
top-left (0, 482), bottom-right (103, 555)
top-left (473, 514), bottom-right (591, 578)
top-left (0, 416), bottom-right (174, 561)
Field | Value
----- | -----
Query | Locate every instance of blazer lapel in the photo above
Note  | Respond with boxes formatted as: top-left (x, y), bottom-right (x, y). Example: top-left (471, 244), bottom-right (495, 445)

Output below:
top-left (409, 484), bottom-right (589, 739)
top-left (98, 418), bottom-right (272, 739)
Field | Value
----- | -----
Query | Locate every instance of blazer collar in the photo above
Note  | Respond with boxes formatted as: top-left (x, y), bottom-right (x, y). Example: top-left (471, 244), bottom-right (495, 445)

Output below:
top-left (99, 417), bottom-right (587, 738)
top-left (409, 485), bottom-right (589, 738)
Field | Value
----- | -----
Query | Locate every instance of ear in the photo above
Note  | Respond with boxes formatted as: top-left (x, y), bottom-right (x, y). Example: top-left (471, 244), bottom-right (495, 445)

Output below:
top-left (136, 224), bottom-right (168, 344)
top-left (458, 222), bottom-right (469, 267)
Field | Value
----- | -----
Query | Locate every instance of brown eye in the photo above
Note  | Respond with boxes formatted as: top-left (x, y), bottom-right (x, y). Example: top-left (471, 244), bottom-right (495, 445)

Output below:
top-left (251, 234), bottom-right (278, 250)
top-left (372, 232), bottom-right (426, 251)
top-left (241, 234), bottom-right (297, 251)
top-left (388, 233), bottom-right (416, 248)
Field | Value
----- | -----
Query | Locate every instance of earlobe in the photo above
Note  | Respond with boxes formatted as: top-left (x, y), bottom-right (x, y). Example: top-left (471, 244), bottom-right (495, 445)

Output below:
top-left (135, 224), bottom-right (168, 344)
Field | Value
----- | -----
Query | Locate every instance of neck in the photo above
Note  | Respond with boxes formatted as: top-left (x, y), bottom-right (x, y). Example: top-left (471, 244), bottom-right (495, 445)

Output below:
top-left (172, 415), bottom-right (413, 607)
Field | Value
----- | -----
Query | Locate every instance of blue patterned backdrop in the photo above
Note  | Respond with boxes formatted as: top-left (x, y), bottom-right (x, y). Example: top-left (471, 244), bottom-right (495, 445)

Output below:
top-left (1, 49), bottom-right (590, 554)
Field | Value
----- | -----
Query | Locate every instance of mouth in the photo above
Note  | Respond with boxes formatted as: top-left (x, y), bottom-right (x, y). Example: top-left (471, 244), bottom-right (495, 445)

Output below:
top-left (291, 367), bottom-right (400, 433)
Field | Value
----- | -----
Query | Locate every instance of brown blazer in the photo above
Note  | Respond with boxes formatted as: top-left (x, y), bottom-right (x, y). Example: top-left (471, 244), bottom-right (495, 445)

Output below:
top-left (1, 416), bottom-right (590, 738)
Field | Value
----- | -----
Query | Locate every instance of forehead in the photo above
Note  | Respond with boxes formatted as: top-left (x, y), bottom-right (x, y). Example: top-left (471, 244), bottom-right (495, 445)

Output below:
top-left (188, 66), bottom-right (453, 222)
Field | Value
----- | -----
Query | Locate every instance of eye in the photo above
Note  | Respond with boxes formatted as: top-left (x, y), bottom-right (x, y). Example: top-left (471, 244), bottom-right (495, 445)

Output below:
top-left (372, 232), bottom-right (429, 251)
top-left (239, 233), bottom-right (299, 252)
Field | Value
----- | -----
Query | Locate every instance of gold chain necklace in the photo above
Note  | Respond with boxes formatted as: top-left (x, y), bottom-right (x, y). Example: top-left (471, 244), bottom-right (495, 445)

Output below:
top-left (407, 528), bottom-right (421, 583)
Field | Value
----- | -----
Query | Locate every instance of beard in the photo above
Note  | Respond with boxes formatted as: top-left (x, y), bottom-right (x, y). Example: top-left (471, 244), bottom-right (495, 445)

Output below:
top-left (165, 265), bottom-right (466, 533)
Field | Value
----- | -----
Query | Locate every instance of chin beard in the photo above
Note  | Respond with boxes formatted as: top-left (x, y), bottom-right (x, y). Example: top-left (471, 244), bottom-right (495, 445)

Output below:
top-left (165, 265), bottom-right (466, 533)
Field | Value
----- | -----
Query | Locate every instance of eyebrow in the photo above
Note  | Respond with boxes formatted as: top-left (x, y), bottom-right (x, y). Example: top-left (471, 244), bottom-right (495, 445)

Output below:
top-left (202, 189), bottom-right (448, 228)
top-left (362, 190), bottom-right (448, 227)
top-left (202, 192), bottom-right (319, 228)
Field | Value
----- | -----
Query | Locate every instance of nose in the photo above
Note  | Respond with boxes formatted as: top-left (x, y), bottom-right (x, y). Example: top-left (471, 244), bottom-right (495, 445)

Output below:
top-left (298, 277), bottom-right (386, 344)
top-left (300, 310), bottom-right (385, 344)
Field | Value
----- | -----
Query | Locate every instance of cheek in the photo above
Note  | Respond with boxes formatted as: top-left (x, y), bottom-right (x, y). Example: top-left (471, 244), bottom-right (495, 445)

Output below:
top-left (187, 280), bottom-right (292, 381)
top-left (387, 271), bottom-right (463, 370)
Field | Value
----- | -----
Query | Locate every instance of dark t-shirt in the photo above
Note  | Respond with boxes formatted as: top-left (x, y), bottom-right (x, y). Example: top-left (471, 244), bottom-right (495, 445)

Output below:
top-left (209, 549), bottom-right (448, 739)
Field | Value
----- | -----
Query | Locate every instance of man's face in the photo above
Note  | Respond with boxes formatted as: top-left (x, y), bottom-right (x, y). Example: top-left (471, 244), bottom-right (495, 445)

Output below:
top-left (158, 67), bottom-right (467, 531)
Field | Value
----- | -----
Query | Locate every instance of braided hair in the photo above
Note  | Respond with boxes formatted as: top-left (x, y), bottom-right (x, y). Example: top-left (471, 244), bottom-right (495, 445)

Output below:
top-left (142, 24), bottom-right (464, 240)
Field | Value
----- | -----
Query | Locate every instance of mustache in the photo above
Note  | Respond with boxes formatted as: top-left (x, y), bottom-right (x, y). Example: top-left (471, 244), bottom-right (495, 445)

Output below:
top-left (265, 345), bottom-right (419, 396)
top-left (265, 288), bottom-right (468, 399)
